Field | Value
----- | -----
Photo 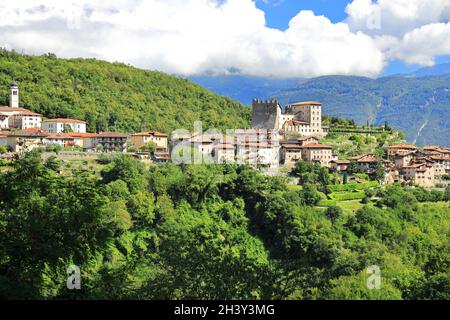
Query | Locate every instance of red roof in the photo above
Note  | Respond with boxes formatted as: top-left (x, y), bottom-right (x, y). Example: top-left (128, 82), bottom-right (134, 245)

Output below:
top-left (331, 160), bottom-right (350, 164)
top-left (0, 106), bottom-right (34, 112)
top-left (69, 133), bottom-right (98, 138)
top-left (154, 154), bottom-right (171, 160)
top-left (42, 118), bottom-right (86, 124)
top-left (282, 144), bottom-right (303, 149)
top-left (46, 133), bottom-right (76, 139)
top-left (290, 101), bottom-right (322, 106)
top-left (16, 111), bottom-right (42, 116)
top-left (349, 153), bottom-right (378, 163)
top-left (423, 145), bottom-right (450, 153)
top-left (389, 144), bottom-right (417, 149)
top-left (8, 128), bottom-right (48, 137)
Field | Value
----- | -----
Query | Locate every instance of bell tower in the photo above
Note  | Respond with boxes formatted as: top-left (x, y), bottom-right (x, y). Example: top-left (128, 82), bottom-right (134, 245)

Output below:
top-left (9, 81), bottom-right (19, 108)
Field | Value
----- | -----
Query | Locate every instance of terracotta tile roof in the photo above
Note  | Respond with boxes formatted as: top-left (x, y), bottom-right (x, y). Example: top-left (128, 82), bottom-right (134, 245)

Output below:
top-left (282, 144), bottom-right (304, 149)
top-left (154, 154), bottom-right (171, 160)
top-left (394, 150), bottom-right (415, 157)
top-left (389, 144), bottom-right (417, 149)
top-left (0, 106), bottom-right (33, 112)
top-left (46, 133), bottom-right (76, 139)
top-left (42, 118), bottom-right (86, 124)
top-left (69, 133), bottom-right (98, 138)
top-left (16, 111), bottom-right (42, 116)
top-left (423, 145), bottom-right (442, 150)
top-left (289, 101), bottom-right (322, 106)
top-left (8, 128), bottom-right (49, 137)
top-left (423, 145), bottom-right (450, 153)
top-left (349, 153), bottom-right (383, 163)
top-left (331, 160), bottom-right (350, 164)
top-left (429, 155), bottom-right (450, 161)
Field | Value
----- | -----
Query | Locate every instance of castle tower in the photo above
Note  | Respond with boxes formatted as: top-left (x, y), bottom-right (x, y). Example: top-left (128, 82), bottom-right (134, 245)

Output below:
top-left (251, 98), bottom-right (281, 130)
top-left (9, 81), bottom-right (19, 108)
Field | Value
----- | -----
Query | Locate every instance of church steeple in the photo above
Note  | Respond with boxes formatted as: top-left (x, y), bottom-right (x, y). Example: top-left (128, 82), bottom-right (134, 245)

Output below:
top-left (9, 81), bottom-right (19, 108)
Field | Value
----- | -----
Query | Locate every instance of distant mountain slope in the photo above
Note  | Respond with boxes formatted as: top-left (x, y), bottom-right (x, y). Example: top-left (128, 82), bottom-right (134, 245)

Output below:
top-left (189, 75), bottom-right (300, 107)
top-left (0, 50), bottom-right (251, 134)
top-left (412, 63), bottom-right (450, 77)
top-left (190, 73), bottom-right (450, 147)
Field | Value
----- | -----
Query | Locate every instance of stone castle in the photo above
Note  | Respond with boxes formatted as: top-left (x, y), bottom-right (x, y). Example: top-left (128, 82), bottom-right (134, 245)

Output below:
top-left (251, 99), bottom-right (328, 137)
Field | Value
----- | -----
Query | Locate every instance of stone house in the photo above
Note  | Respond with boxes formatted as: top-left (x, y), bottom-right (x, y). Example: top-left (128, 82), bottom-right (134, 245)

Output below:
top-left (131, 131), bottom-right (169, 153)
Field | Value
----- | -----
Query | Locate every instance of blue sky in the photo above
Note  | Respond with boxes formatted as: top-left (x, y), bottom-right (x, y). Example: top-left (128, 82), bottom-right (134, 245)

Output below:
top-left (256, 0), bottom-right (352, 28)
top-left (256, 0), bottom-right (450, 76)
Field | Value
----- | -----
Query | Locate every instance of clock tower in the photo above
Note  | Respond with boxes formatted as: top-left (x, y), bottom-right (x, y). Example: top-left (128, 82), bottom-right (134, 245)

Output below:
top-left (9, 81), bottom-right (19, 108)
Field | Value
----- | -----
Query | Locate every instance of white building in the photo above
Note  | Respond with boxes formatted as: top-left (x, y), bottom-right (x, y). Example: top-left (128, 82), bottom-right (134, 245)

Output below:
top-left (41, 118), bottom-right (87, 133)
top-left (10, 111), bottom-right (42, 129)
top-left (251, 99), bottom-right (328, 138)
top-left (0, 82), bottom-right (42, 130)
top-left (236, 141), bottom-right (279, 168)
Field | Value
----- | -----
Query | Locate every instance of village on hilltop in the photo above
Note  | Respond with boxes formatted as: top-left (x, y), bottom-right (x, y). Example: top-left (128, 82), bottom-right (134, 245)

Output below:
top-left (0, 82), bottom-right (449, 188)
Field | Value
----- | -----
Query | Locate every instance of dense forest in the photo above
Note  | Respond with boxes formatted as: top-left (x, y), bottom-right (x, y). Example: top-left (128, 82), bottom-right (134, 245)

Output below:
top-left (0, 49), bottom-right (251, 133)
top-left (0, 152), bottom-right (448, 299)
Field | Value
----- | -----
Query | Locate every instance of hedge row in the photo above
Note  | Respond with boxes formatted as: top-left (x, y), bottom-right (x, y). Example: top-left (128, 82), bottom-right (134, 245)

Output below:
top-left (328, 181), bottom-right (378, 192)
top-left (329, 191), bottom-right (366, 201)
top-left (329, 129), bottom-right (385, 134)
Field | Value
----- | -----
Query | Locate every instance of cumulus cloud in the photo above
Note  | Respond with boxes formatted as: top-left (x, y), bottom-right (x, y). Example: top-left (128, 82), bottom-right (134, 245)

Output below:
top-left (346, 0), bottom-right (450, 67)
top-left (345, 0), bottom-right (450, 36)
top-left (0, 0), bottom-right (448, 77)
top-left (391, 23), bottom-right (450, 66)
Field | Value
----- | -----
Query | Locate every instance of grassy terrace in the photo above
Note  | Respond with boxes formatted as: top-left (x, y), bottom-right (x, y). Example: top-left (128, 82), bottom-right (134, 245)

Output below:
top-left (321, 130), bottom-right (404, 159)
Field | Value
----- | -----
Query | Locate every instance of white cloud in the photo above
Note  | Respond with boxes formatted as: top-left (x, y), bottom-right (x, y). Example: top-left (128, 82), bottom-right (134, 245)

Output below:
top-left (390, 23), bottom-right (450, 66)
top-left (345, 0), bottom-right (450, 36)
top-left (0, 0), bottom-right (448, 78)
top-left (345, 0), bottom-right (450, 68)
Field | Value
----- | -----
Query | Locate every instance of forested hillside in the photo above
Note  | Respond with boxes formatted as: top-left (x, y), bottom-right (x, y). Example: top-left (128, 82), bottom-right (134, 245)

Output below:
top-left (0, 50), bottom-right (251, 133)
top-left (0, 152), bottom-right (448, 300)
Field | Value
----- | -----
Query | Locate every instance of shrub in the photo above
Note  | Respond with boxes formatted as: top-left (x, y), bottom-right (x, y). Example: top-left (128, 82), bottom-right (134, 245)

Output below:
top-left (328, 181), bottom-right (378, 193)
top-left (325, 206), bottom-right (343, 222)
top-left (329, 191), bottom-right (366, 201)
